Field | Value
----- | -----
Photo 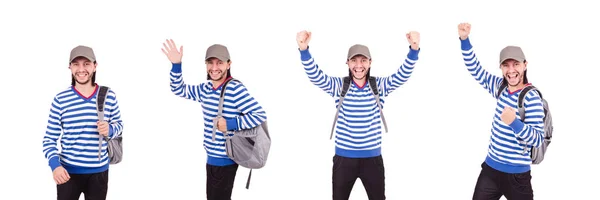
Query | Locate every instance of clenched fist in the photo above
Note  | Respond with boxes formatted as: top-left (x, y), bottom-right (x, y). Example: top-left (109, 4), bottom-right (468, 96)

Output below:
top-left (458, 23), bottom-right (471, 40)
top-left (53, 166), bottom-right (70, 185)
top-left (296, 30), bottom-right (312, 51)
top-left (217, 117), bottom-right (227, 133)
top-left (97, 121), bottom-right (109, 137)
top-left (406, 31), bottom-right (420, 50)
top-left (501, 106), bottom-right (516, 125)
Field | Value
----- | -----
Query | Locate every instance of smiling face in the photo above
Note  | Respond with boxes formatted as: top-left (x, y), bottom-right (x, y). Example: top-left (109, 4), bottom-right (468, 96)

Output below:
top-left (69, 57), bottom-right (96, 86)
top-left (501, 59), bottom-right (527, 87)
top-left (347, 55), bottom-right (371, 80)
top-left (206, 57), bottom-right (230, 82)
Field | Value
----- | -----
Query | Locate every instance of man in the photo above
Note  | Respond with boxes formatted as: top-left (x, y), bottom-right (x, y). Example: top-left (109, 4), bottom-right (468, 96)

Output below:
top-left (457, 23), bottom-right (546, 200)
top-left (42, 45), bottom-right (124, 200)
top-left (296, 30), bottom-right (420, 200)
top-left (161, 39), bottom-right (267, 200)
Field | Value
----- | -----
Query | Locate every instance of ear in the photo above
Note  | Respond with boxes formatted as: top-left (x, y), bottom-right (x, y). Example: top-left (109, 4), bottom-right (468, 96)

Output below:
top-left (523, 61), bottom-right (528, 70)
top-left (227, 61), bottom-right (232, 69)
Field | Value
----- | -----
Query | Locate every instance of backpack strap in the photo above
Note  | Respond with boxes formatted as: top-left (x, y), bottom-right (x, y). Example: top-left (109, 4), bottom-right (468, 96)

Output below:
top-left (212, 78), bottom-right (236, 142)
top-left (330, 77), bottom-right (352, 140)
top-left (497, 81), bottom-right (508, 99)
top-left (368, 77), bottom-right (387, 133)
top-left (97, 85), bottom-right (109, 160)
top-left (517, 85), bottom-right (537, 121)
top-left (516, 84), bottom-right (539, 155)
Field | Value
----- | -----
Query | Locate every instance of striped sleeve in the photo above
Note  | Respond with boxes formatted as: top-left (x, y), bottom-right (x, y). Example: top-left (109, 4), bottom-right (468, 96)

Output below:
top-left (106, 89), bottom-right (124, 139)
top-left (460, 37), bottom-right (504, 98)
top-left (298, 47), bottom-right (343, 97)
top-left (170, 63), bottom-right (204, 102)
top-left (42, 96), bottom-right (63, 171)
top-left (225, 82), bottom-right (267, 131)
top-left (508, 90), bottom-right (546, 147)
top-left (378, 46), bottom-right (419, 96)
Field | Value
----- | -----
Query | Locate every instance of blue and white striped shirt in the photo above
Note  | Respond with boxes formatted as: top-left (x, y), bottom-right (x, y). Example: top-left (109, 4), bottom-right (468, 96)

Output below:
top-left (170, 63), bottom-right (267, 166)
top-left (298, 46), bottom-right (419, 158)
top-left (43, 85), bottom-right (124, 174)
top-left (461, 37), bottom-right (545, 173)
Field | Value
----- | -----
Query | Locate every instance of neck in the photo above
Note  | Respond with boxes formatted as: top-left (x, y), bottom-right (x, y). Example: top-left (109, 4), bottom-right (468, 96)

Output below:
top-left (212, 76), bottom-right (231, 88)
top-left (353, 77), bottom-right (366, 87)
top-left (74, 83), bottom-right (96, 96)
top-left (508, 83), bottom-right (526, 92)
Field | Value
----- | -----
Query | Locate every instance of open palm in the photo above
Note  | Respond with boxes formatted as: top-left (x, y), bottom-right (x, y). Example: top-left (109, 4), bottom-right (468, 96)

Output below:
top-left (161, 39), bottom-right (183, 63)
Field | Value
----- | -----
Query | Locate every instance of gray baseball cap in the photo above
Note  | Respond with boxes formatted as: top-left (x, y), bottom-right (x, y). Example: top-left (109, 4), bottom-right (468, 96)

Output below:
top-left (205, 44), bottom-right (230, 62)
top-left (499, 46), bottom-right (526, 64)
top-left (69, 45), bottom-right (96, 63)
top-left (347, 44), bottom-right (371, 60)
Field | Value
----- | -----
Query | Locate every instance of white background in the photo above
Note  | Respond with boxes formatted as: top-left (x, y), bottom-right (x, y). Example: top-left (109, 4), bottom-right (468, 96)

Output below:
top-left (1, 0), bottom-right (598, 199)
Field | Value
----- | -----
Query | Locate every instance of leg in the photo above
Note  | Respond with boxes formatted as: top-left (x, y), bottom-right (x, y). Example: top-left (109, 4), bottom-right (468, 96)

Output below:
top-left (57, 173), bottom-right (84, 200)
top-left (83, 170), bottom-right (109, 200)
top-left (332, 155), bottom-right (359, 200)
top-left (206, 163), bottom-right (239, 200)
top-left (472, 162), bottom-right (503, 200)
top-left (501, 171), bottom-right (534, 200)
top-left (359, 155), bottom-right (385, 200)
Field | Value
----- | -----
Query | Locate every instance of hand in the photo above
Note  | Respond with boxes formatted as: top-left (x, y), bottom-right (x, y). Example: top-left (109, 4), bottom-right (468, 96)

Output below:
top-left (53, 166), bottom-right (70, 185)
top-left (97, 121), bottom-right (109, 137)
top-left (501, 107), bottom-right (516, 125)
top-left (161, 39), bottom-right (183, 63)
top-left (406, 31), bottom-right (420, 50)
top-left (217, 117), bottom-right (227, 133)
top-left (458, 23), bottom-right (471, 40)
top-left (296, 30), bottom-right (312, 51)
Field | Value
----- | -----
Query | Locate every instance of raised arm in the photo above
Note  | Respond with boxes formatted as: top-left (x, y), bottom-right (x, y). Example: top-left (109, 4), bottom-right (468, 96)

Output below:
top-left (378, 31), bottom-right (420, 96)
top-left (223, 81), bottom-right (268, 131)
top-left (502, 90), bottom-right (546, 147)
top-left (42, 96), bottom-right (63, 172)
top-left (106, 89), bottom-right (124, 139)
top-left (458, 23), bottom-right (504, 98)
top-left (162, 39), bottom-right (204, 102)
top-left (297, 30), bottom-right (342, 97)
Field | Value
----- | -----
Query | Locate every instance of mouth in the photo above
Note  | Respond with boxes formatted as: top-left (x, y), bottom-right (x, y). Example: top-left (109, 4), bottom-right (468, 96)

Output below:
top-left (209, 70), bottom-right (222, 77)
top-left (506, 73), bottom-right (519, 82)
top-left (75, 72), bottom-right (89, 78)
top-left (353, 68), bottom-right (366, 74)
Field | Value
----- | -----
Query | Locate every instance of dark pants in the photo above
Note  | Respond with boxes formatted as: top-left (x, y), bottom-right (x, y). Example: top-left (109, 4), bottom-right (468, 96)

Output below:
top-left (332, 155), bottom-right (385, 200)
top-left (57, 170), bottom-right (109, 200)
top-left (472, 162), bottom-right (534, 200)
top-left (206, 163), bottom-right (239, 200)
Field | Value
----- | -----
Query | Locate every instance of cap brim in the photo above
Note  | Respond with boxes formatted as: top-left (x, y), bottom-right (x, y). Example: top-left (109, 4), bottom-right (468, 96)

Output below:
top-left (348, 53), bottom-right (371, 60)
top-left (70, 55), bottom-right (95, 63)
top-left (500, 57), bottom-right (525, 64)
top-left (205, 56), bottom-right (229, 62)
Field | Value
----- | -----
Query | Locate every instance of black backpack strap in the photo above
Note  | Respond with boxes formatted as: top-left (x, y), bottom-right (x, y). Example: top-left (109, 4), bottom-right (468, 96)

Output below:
top-left (517, 85), bottom-right (538, 119)
top-left (245, 169), bottom-right (253, 189)
top-left (340, 76), bottom-right (352, 97)
top-left (368, 77), bottom-right (387, 133)
top-left (212, 78), bottom-right (236, 142)
top-left (96, 85), bottom-right (109, 160)
top-left (497, 81), bottom-right (507, 99)
top-left (330, 77), bottom-right (352, 140)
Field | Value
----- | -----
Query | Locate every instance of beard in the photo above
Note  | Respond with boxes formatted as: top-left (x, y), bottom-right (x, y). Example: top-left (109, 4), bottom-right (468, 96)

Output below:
top-left (504, 72), bottom-right (523, 86)
top-left (208, 70), bottom-right (227, 81)
top-left (72, 72), bottom-right (93, 85)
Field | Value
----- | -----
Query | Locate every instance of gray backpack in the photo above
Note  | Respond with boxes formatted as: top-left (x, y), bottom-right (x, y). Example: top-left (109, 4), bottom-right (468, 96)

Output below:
top-left (330, 76), bottom-right (388, 139)
top-left (212, 78), bottom-right (271, 189)
top-left (497, 83), bottom-right (553, 164)
top-left (96, 85), bottom-right (123, 165)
